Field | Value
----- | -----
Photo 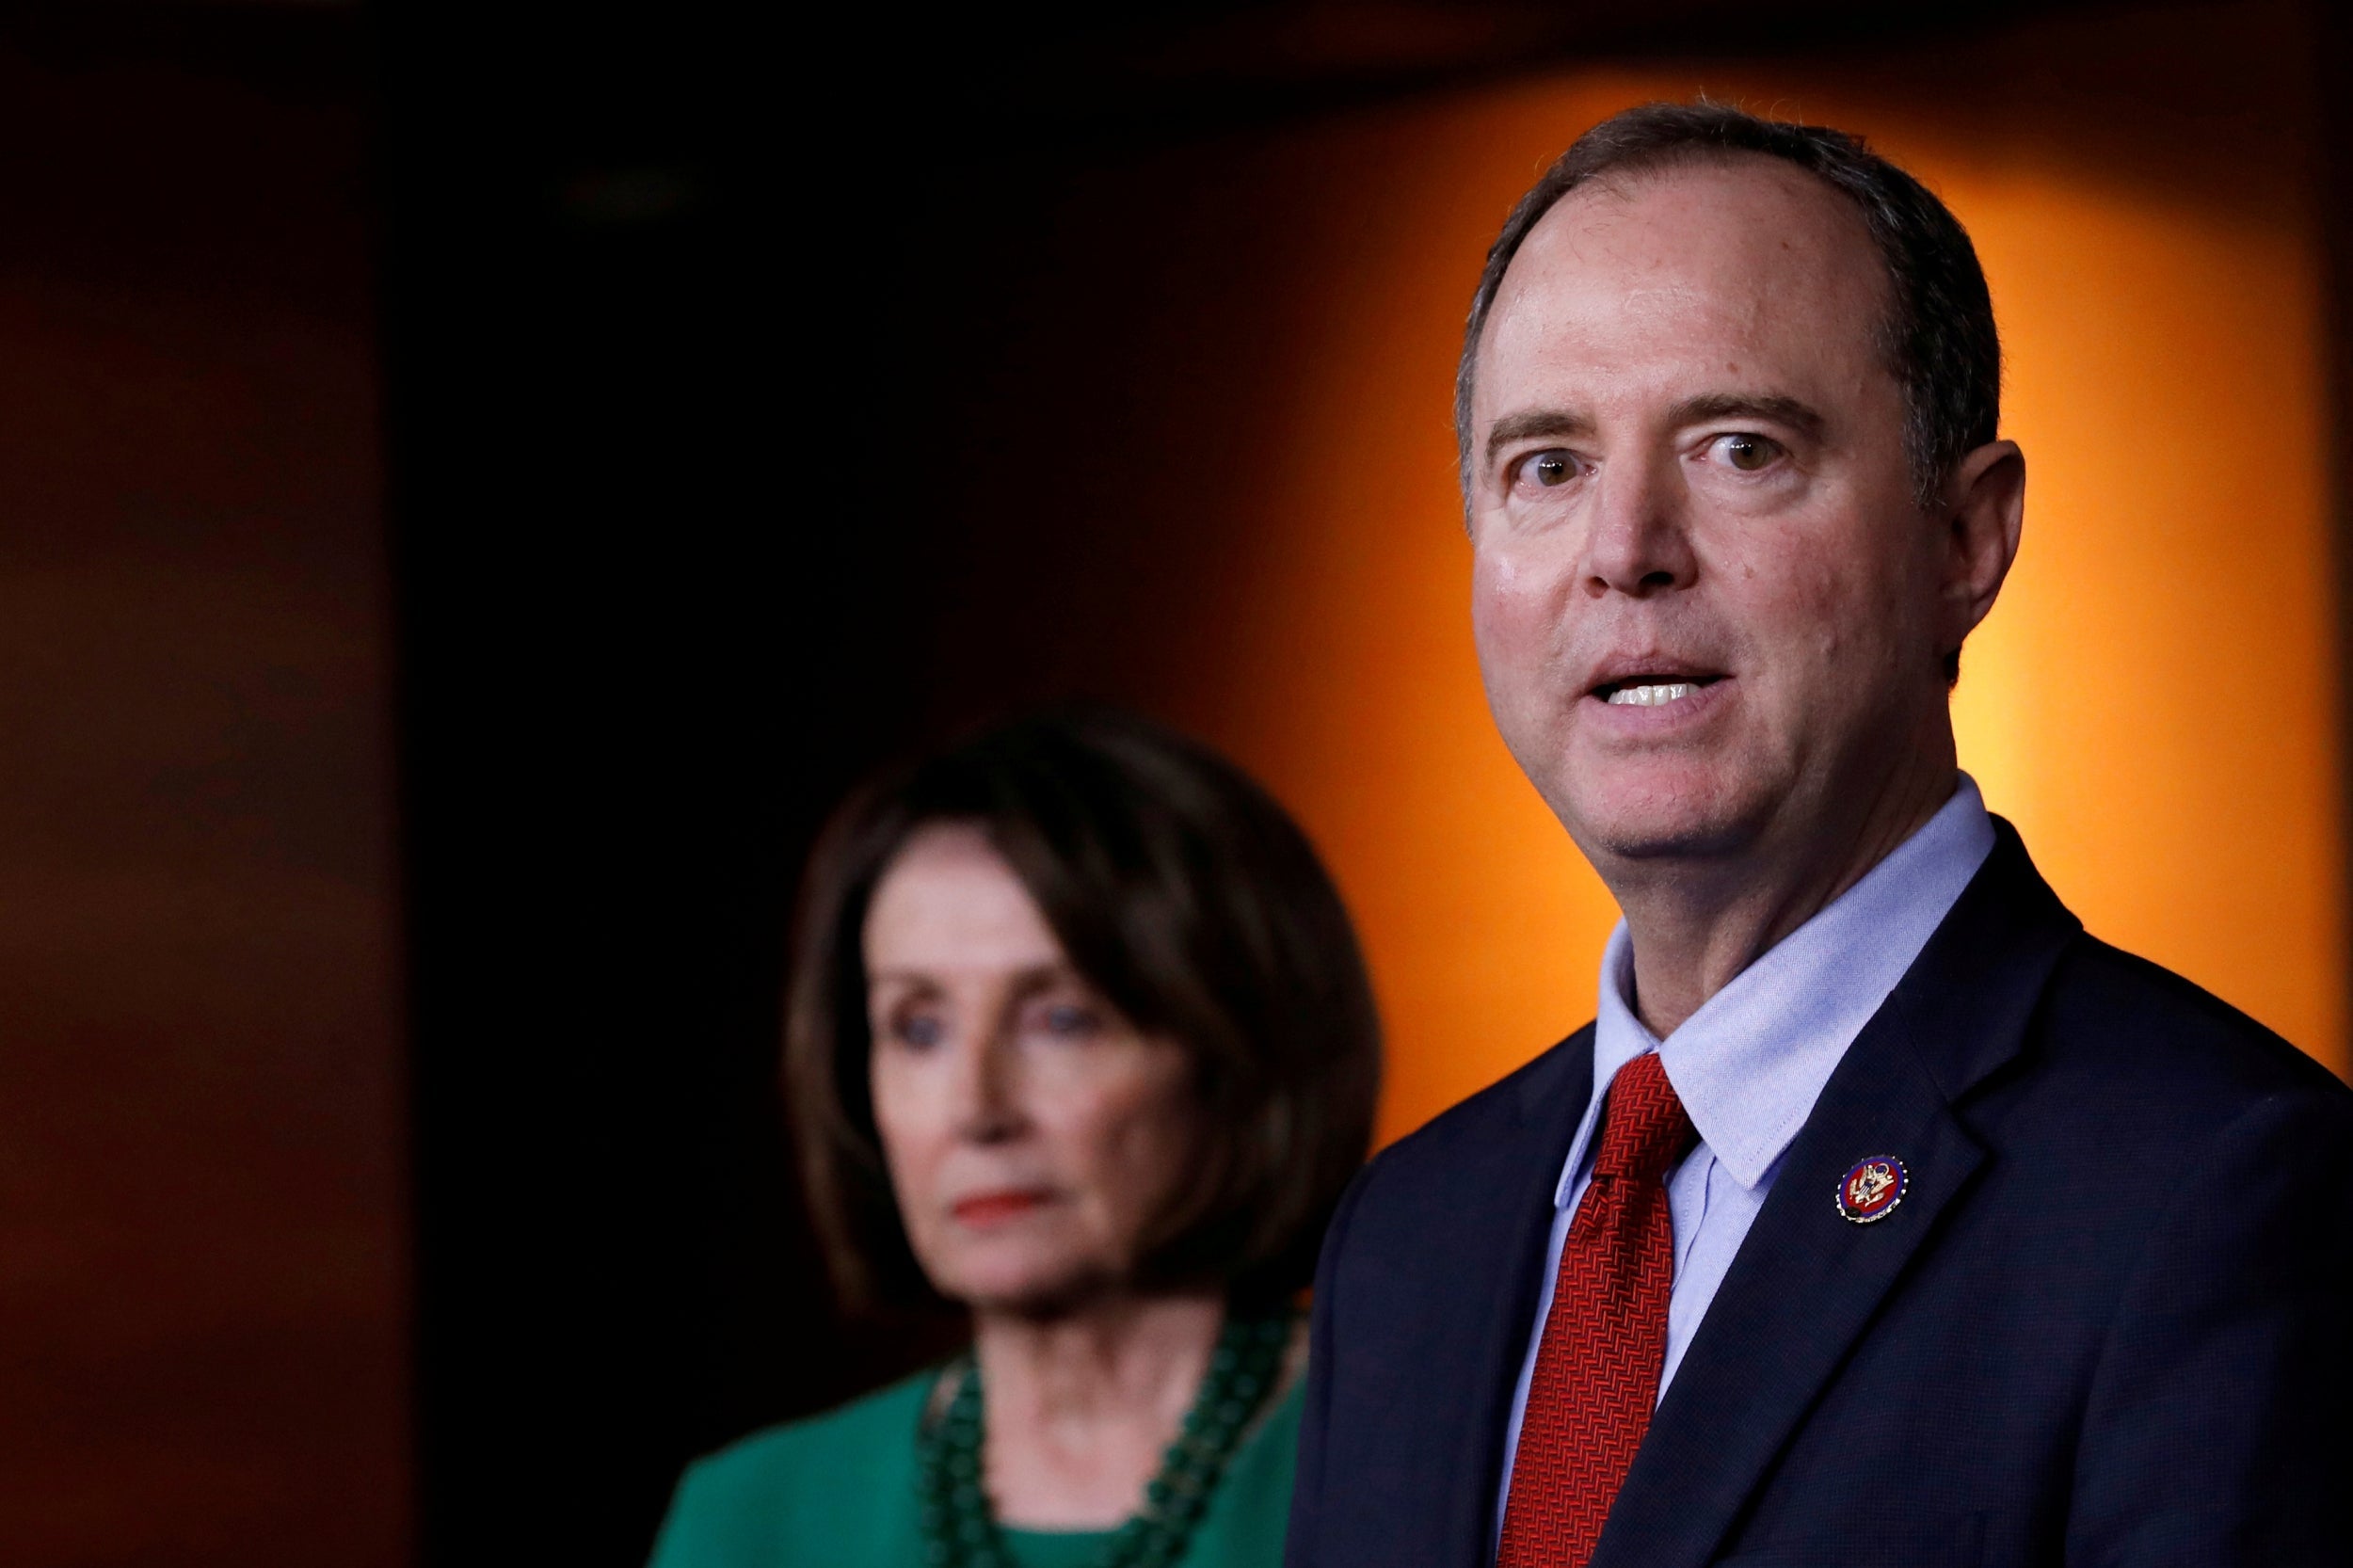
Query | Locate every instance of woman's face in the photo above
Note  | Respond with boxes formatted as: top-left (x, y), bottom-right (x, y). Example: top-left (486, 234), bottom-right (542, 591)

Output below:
top-left (864, 823), bottom-right (1199, 1313)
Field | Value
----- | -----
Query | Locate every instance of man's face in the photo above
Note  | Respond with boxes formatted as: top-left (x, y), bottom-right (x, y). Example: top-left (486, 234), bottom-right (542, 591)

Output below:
top-left (1467, 157), bottom-right (1954, 872)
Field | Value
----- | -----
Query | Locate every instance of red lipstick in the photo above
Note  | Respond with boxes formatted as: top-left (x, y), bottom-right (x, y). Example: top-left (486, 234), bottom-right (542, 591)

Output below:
top-left (952, 1190), bottom-right (1051, 1226)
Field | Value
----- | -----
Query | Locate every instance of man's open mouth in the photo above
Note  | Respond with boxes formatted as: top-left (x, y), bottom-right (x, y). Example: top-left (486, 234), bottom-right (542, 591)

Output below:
top-left (1593, 674), bottom-right (1725, 708)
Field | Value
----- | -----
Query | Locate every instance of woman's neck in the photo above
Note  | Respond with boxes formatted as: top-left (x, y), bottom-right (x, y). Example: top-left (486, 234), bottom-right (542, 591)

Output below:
top-left (973, 1288), bottom-right (1225, 1530)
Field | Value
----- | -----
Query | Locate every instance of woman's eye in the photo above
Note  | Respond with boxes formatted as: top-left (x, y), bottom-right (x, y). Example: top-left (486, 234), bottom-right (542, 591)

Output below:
top-left (1518, 449), bottom-right (1577, 488)
top-left (891, 1013), bottom-right (945, 1048)
top-left (1021, 998), bottom-right (1106, 1040)
top-left (1039, 1003), bottom-right (1101, 1038)
top-left (1716, 433), bottom-right (1784, 472)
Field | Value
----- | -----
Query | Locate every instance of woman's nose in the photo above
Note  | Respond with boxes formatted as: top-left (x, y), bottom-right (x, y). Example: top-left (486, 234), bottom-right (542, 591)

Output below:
top-left (949, 1030), bottom-right (1025, 1144)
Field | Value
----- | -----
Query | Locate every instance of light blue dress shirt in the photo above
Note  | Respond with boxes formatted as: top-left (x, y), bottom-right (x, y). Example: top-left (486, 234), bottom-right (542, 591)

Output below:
top-left (1493, 776), bottom-right (1996, 1541)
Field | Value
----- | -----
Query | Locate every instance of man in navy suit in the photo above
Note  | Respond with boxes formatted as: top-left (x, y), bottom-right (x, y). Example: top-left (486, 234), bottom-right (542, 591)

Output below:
top-left (1285, 102), bottom-right (2353, 1567)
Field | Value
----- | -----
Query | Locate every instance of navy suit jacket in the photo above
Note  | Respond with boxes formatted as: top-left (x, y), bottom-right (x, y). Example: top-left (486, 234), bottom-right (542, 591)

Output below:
top-left (1287, 824), bottom-right (2353, 1567)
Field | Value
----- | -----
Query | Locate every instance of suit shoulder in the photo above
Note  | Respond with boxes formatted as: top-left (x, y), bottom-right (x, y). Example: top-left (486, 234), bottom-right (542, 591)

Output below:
top-left (1355, 1030), bottom-right (1590, 1192)
top-left (2041, 933), bottom-right (2350, 1114)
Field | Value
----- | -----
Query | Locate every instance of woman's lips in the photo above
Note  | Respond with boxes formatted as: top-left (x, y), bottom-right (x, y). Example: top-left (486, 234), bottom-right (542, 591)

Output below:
top-left (952, 1190), bottom-right (1053, 1227)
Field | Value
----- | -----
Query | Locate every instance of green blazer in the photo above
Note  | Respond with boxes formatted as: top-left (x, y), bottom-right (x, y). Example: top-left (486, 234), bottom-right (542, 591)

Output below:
top-left (648, 1368), bottom-right (1303, 1567)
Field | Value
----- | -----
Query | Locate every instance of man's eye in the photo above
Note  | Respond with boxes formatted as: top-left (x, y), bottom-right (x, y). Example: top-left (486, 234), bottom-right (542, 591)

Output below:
top-left (1519, 450), bottom-right (1577, 488)
top-left (1717, 433), bottom-right (1784, 472)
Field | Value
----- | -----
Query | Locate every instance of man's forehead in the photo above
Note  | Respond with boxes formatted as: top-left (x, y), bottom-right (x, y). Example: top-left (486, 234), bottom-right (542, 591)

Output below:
top-left (1482, 156), bottom-right (1889, 383)
top-left (1518, 155), bottom-right (1880, 287)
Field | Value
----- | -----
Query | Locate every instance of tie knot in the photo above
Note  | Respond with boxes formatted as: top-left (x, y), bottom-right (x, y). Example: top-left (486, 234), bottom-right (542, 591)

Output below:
top-left (1592, 1051), bottom-right (1692, 1183)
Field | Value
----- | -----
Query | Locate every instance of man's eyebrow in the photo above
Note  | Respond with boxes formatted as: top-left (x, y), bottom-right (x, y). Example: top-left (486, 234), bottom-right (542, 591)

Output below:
top-left (1483, 408), bottom-right (1594, 468)
top-left (1666, 392), bottom-right (1828, 440)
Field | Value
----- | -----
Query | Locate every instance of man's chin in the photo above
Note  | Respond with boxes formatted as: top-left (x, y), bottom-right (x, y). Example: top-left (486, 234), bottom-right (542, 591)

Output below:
top-left (1589, 821), bottom-right (1754, 863)
top-left (1557, 780), bottom-right (1765, 865)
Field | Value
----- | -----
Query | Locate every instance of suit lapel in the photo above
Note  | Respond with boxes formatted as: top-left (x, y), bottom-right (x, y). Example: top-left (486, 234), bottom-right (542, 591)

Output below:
top-left (1433, 1036), bottom-right (1596, 1568)
top-left (1591, 822), bottom-right (2080, 1568)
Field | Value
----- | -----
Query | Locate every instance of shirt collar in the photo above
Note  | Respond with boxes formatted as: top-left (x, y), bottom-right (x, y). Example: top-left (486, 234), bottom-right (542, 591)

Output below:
top-left (1561, 775), bottom-right (1996, 1205)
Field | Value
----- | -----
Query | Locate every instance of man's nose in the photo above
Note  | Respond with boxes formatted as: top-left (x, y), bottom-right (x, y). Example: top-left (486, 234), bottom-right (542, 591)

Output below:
top-left (1581, 456), bottom-right (1696, 598)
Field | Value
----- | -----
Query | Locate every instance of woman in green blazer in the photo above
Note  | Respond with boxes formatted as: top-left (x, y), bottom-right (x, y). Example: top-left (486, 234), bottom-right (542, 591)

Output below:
top-left (650, 710), bottom-right (1382, 1568)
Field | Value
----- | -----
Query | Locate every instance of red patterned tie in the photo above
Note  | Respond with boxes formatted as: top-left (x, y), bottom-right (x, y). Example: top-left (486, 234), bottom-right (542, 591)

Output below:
top-left (1497, 1050), bottom-right (1694, 1568)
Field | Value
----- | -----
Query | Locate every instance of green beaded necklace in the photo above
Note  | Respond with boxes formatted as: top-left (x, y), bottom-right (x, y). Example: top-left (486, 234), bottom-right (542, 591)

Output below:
top-left (914, 1309), bottom-right (1293, 1568)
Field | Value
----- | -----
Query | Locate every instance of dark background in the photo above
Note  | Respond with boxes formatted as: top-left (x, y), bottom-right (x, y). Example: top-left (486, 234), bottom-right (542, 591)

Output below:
top-left (0, 2), bottom-right (2342, 1565)
top-left (0, 8), bottom-right (397, 1565)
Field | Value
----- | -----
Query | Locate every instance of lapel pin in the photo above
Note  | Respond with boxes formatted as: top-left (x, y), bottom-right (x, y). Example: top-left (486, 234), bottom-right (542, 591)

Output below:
top-left (1836, 1156), bottom-right (1907, 1224)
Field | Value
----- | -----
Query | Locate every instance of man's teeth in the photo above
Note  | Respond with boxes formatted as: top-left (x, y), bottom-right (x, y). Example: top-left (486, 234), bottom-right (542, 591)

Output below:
top-left (1606, 682), bottom-right (1700, 707)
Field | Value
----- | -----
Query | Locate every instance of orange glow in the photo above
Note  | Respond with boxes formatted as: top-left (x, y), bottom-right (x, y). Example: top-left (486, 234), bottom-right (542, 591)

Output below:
top-left (1163, 54), bottom-right (2345, 1143)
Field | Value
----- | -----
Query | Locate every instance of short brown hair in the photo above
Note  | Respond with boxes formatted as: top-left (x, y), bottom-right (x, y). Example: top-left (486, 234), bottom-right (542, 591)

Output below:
top-left (1456, 100), bottom-right (2001, 517)
top-left (784, 707), bottom-right (1382, 1312)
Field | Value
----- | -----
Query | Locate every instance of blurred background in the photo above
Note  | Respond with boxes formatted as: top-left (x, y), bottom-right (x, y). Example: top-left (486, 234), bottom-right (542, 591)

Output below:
top-left (2, 0), bottom-right (2345, 1562)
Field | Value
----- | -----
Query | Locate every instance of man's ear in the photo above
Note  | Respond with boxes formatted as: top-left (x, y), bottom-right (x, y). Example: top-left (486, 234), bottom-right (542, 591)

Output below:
top-left (1940, 439), bottom-right (2025, 655)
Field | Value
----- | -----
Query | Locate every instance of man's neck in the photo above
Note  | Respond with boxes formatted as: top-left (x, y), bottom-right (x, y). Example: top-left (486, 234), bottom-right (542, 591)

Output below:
top-left (1611, 749), bottom-right (1960, 1039)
